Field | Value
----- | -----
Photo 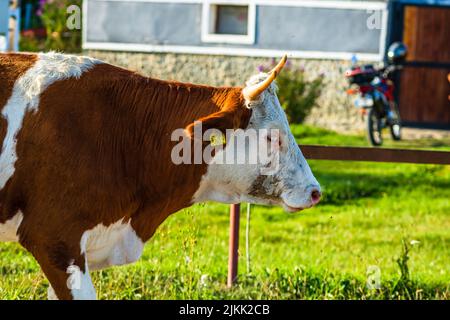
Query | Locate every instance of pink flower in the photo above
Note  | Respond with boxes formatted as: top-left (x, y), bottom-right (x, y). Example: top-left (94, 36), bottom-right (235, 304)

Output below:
top-left (37, 0), bottom-right (46, 16)
top-left (285, 60), bottom-right (292, 70)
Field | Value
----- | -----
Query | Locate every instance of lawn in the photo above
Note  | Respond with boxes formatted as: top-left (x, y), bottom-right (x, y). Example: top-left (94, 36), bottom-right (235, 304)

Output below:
top-left (0, 126), bottom-right (449, 299)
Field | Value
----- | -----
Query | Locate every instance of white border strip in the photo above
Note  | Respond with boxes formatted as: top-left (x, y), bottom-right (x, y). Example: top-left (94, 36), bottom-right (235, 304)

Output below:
top-left (90, 0), bottom-right (202, 3)
top-left (257, 1), bottom-right (386, 10)
top-left (83, 42), bottom-right (382, 61)
top-left (378, 8), bottom-right (389, 61)
top-left (88, 0), bottom-right (386, 10)
top-left (82, 0), bottom-right (88, 52)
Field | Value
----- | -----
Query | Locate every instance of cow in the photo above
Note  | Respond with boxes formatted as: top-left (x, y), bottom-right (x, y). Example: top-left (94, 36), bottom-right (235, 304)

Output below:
top-left (0, 52), bottom-right (321, 300)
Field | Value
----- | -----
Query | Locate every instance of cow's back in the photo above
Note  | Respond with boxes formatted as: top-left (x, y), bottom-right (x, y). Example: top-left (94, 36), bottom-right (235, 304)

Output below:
top-left (0, 52), bottom-right (101, 239)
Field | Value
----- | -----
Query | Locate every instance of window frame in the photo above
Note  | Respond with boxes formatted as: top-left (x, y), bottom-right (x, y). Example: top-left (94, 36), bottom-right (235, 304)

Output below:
top-left (201, 0), bottom-right (256, 45)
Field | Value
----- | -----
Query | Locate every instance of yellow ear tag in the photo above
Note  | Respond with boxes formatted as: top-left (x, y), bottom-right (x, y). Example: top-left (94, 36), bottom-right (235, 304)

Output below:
top-left (210, 133), bottom-right (226, 146)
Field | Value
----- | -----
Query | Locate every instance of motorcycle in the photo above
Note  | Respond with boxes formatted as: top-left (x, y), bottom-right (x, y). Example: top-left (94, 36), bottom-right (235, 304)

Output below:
top-left (345, 62), bottom-right (402, 146)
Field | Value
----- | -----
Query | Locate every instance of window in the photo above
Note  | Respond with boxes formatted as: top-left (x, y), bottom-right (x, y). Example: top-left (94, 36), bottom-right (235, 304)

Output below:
top-left (215, 5), bottom-right (248, 35)
top-left (201, 1), bottom-right (255, 44)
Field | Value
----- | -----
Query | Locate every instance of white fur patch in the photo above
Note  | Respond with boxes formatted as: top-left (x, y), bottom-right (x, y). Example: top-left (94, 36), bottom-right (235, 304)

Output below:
top-left (71, 271), bottom-right (96, 300)
top-left (0, 52), bottom-right (101, 189)
top-left (0, 211), bottom-right (23, 242)
top-left (80, 219), bottom-right (144, 271)
top-left (47, 285), bottom-right (58, 300)
top-left (65, 219), bottom-right (144, 300)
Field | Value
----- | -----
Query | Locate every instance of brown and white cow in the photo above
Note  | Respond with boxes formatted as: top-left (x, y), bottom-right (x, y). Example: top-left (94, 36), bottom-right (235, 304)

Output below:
top-left (0, 52), bottom-right (321, 300)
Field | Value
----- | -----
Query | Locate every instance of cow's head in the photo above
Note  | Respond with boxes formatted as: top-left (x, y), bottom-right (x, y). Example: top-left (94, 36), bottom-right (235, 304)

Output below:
top-left (190, 55), bottom-right (321, 212)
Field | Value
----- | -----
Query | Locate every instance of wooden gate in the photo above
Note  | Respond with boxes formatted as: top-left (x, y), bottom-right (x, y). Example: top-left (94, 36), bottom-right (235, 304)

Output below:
top-left (390, 3), bottom-right (450, 129)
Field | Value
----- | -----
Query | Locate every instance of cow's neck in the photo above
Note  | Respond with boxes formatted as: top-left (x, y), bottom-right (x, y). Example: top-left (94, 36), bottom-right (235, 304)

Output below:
top-left (110, 76), bottom-right (242, 240)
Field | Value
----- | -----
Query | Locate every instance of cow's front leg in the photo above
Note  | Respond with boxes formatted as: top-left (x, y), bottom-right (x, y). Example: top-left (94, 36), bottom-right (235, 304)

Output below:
top-left (45, 259), bottom-right (96, 300)
top-left (21, 238), bottom-right (96, 300)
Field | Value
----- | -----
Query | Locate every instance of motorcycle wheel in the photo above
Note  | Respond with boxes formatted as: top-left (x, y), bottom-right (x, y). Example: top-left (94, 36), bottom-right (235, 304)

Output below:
top-left (367, 108), bottom-right (383, 146)
top-left (389, 102), bottom-right (402, 141)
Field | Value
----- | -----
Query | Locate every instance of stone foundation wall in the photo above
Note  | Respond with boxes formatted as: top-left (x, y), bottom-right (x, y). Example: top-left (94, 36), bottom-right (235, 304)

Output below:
top-left (86, 50), bottom-right (375, 132)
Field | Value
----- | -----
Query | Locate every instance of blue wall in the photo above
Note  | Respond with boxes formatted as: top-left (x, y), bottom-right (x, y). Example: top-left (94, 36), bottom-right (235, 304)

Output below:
top-left (0, 0), bottom-right (9, 36)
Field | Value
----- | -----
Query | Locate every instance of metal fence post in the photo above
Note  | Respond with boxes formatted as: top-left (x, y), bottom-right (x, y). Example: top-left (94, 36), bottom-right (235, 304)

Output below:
top-left (227, 203), bottom-right (240, 287)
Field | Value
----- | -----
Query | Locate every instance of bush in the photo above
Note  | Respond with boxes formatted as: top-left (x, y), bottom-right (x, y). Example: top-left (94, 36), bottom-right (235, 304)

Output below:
top-left (259, 61), bottom-right (324, 124)
top-left (19, 32), bottom-right (45, 52)
top-left (38, 0), bottom-right (82, 53)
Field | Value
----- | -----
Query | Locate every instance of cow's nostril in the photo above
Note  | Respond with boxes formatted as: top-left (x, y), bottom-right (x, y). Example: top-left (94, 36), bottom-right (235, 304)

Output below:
top-left (310, 189), bottom-right (321, 204)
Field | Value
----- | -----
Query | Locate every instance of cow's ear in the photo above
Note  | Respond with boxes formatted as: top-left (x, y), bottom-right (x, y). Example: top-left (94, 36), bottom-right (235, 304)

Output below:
top-left (184, 111), bottom-right (236, 142)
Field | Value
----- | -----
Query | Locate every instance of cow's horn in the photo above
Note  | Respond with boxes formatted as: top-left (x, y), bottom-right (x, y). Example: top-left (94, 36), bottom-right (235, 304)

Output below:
top-left (243, 54), bottom-right (287, 101)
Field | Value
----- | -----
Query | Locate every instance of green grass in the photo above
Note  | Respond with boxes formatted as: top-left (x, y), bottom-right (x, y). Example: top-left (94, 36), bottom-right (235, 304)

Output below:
top-left (292, 125), bottom-right (450, 151)
top-left (1, 125), bottom-right (449, 299)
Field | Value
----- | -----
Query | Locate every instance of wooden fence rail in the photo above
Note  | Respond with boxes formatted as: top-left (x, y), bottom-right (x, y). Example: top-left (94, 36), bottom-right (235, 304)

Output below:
top-left (301, 145), bottom-right (450, 164)
top-left (226, 145), bottom-right (450, 287)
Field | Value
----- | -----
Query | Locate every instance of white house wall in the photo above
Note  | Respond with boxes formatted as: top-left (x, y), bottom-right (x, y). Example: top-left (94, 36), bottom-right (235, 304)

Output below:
top-left (83, 0), bottom-right (388, 60)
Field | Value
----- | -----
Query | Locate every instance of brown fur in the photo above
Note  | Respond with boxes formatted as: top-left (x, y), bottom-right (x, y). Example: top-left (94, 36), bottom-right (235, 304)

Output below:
top-left (0, 53), bottom-right (38, 223)
top-left (0, 53), bottom-right (251, 299)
